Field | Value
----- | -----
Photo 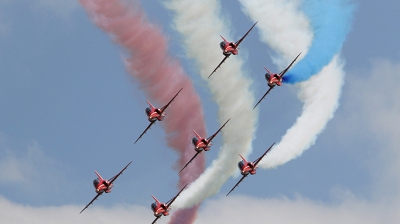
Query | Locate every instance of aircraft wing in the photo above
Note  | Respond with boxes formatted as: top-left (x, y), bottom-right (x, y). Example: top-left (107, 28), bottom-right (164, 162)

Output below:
top-left (208, 55), bottom-right (230, 78)
top-left (108, 161), bottom-right (132, 184)
top-left (253, 86), bottom-right (274, 109)
top-left (253, 142), bottom-right (275, 167)
top-left (226, 174), bottom-right (248, 196)
top-left (80, 162), bottom-right (132, 214)
top-left (206, 119), bottom-right (230, 142)
top-left (160, 88), bottom-right (183, 112)
top-left (79, 192), bottom-right (103, 214)
top-left (151, 216), bottom-right (161, 224)
top-left (279, 52), bottom-right (301, 78)
top-left (234, 21), bottom-right (258, 47)
top-left (166, 183), bottom-right (188, 208)
top-left (134, 121), bottom-right (156, 144)
top-left (180, 151), bottom-right (202, 173)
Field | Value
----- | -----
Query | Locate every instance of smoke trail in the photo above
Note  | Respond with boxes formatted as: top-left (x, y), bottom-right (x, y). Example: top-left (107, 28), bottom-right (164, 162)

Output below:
top-left (165, 0), bottom-right (258, 210)
top-left (261, 56), bottom-right (344, 168)
top-left (238, 0), bottom-right (351, 168)
top-left (283, 0), bottom-right (354, 83)
top-left (238, 0), bottom-right (312, 63)
top-left (79, 0), bottom-right (206, 222)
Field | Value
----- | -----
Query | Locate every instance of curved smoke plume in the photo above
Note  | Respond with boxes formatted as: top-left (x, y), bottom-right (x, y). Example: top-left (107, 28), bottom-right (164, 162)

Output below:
top-left (238, 0), bottom-right (353, 168)
top-left (165, 0), bottom-right (258, 211)
top-left (79, 0), bottom-right (207, 222)
top-left (284, 0), bottom-right (354, 83)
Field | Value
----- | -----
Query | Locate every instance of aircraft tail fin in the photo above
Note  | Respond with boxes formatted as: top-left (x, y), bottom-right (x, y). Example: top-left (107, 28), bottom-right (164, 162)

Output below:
top-left (264, 66), bottom-right (273, 75)
top-left (151, 195), bottom-right (161, 205)
top-left (239, 154), bottom-right (247, 163)
top-left (94, 170), bottom-right (104, 181)
top-left (146, 100), bottom-right (155, 109)
top-left (193, 130), bottom-right (202, 139)
top-left (220, 35), bottom-right (229, 44)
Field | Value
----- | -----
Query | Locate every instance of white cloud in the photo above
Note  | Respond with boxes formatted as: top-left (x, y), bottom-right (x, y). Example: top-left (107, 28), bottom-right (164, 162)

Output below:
top-left (195, 195), bottom-right (396, 224)
top-left (0, 0), bottom-right (79, 36)
top-left (341, 57), bottom-right (400, 201)
top-left (0, 192), bottom-right (397, 224)
top-left (0, 137), bottom-right (37, 185)
top-left (33, 0), bottom-right (79, 19)
top-left (0, 135), bottom-right (66, 197)
top-left (0, 196), bottom-right (150, 224)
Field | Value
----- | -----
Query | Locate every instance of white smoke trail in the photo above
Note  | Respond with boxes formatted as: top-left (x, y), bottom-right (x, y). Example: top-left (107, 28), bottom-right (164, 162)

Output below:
top-left (238, 0), bottom-right (345, 168)
top-left (165, 0), bottom-right (258, 208)
top-left (239, 0), bottom-right (312, 67)
top-left (261, 56), bottom-right (344, 167)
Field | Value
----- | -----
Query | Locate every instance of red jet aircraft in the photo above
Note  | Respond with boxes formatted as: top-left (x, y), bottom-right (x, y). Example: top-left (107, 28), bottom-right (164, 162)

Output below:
top-left (226, 142), bottom-right (275, 196)
top-left (180, 119), bottom-right (231, 172)
top-left (208, 22), bottom-right (258, 78)
top-left (150, 183), bottom-right (188, 224)
top-left (80, 161), bottom-right (132, 214)
top-left (134, 88), bottom-right (183, 144)
top-left (253, 53), bottom-right (302, 109)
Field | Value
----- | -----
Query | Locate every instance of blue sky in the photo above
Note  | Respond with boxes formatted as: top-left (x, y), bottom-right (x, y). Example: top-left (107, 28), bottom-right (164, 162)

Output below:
top-left (0, 0), bottom-right (400, 223)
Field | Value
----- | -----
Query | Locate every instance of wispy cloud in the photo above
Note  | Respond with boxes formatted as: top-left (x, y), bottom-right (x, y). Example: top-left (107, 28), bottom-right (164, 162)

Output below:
top-left (0, 134), bottom-right (68, 201)
top-left (339, 57), bottom-right (400, 201)
top-left (32, 0), bottom-right (79, 18)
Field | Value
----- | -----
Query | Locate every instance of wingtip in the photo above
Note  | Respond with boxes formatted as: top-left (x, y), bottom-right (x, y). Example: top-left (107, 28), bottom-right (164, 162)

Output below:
top-left (253, 102), bottom-right (260, 110)
top-left (178, 183), bottom-right (188, 194)
top-left (134, 136), bottom-right (141, 144)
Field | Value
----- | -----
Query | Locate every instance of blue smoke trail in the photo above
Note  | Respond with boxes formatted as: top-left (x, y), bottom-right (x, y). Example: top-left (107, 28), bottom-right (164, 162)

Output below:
top-left (283, 0), bottom-right (355, 84)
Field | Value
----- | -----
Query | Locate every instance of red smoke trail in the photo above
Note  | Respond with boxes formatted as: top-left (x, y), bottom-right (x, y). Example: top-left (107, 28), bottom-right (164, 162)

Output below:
top-left (79, 0), bottom-right (205, 223)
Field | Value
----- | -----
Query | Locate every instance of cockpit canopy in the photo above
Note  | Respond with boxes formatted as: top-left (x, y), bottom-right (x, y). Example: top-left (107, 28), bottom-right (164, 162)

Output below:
top-left (145, 107), bottom-right (151, 116)
top-left (151, 203), bottom-right (157, 211)
top-left (238, 161), bottom-right (244, 170)
top-left (265, 73), bottom-right (271, 80)
top-left (192, 137), bottom-right (198, 146)
top-left (93, 178), bottom-right (100, 187)
top-left (220, 41), bottom-right (226, 50)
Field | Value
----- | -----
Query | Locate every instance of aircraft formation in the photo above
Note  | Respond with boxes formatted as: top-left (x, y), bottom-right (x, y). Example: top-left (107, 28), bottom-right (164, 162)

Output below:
top-left (80, 21), bottom-right (300, 223)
